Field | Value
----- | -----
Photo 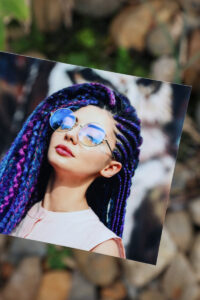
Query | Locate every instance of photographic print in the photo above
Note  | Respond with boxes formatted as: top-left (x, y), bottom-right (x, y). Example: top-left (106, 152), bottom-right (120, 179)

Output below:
top-left (0, 52), bottom-right (191, 264)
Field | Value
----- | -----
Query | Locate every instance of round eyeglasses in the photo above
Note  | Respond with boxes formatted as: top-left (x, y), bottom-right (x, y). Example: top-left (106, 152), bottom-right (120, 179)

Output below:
top-left (49, 108), bottom-right (115, 158)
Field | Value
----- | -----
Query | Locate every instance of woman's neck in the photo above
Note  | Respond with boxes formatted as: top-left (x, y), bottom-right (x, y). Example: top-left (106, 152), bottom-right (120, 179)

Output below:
top-left (42, 172), bottom-right (92, 212)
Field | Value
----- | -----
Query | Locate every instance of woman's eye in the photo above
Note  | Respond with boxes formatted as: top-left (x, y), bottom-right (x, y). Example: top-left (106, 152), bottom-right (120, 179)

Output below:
top-left (87, 135), bottom-right (95, 142)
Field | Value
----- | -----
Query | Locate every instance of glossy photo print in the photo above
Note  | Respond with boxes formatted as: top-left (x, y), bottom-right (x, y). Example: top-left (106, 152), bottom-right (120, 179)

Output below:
top-left (0, 52), bottom-right (191, 264)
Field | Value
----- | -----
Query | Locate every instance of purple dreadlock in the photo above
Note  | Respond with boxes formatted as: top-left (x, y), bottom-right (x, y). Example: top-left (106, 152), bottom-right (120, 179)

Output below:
top-left (0, 82), bottom-right (143, 237)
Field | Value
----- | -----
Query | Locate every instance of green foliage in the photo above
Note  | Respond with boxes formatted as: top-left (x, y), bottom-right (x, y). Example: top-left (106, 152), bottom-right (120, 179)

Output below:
top-left (58, 52), bottom-right (99, 69)
top-left (0, 0), bottom-right (29, 20)
top-left (10, 23), bottom-right (45, 53)
top-left (57, 27), bottom-right (104, 68)
top-left (0, 0), bottom-right (29, 50)
top-left (132, 64), bottom-right (148, 78)
top-left (60, 52), bottom-right (91, 67)
top-left (8, 12), bottom-right (149, 78)
top-left (47, 244), bottom-right (72, 270)
top-left (115, 47), bottom-right (132, 74)
top-left (76, 28), bottom-right (96, 49)
top-left (115, 47), bottom-right (148, 77)
top-left (0, 17), bottom-right (5, 49)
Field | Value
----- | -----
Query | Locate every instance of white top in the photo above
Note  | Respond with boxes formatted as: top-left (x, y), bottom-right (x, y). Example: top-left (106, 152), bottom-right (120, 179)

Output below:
top-left (10, 201), bottom-right (126, 258)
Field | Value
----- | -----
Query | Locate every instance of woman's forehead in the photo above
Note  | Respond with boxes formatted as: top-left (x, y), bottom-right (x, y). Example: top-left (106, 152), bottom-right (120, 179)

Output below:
top-left (74, 105), bottom-right (114, 125)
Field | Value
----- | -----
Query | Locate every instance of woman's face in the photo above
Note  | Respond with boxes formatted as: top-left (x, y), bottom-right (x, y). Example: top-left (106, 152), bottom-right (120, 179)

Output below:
top-left (47, 105), bottom-right (122, 182)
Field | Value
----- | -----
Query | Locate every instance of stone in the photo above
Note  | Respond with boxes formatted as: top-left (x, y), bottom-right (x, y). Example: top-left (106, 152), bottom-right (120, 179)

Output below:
top-left (110, 0), bottom-right (179, 51)
top-left (110, 3), bottom-right (154, 51)
top-left (147, 27), bottom-right (172, 56)
top-left (154, 0), bottom-right (180, 23)
top-left (183, 29), bottom-right (200, 91)
top-left (32, 0), bottom-right (63, 32)
top-left (165, 210), bottom-right (194, 252)
top-left (59, 0), bottom-right (74, 27)
top-left (190, 233), bottom-right (200, 281)
top-left (7, 236), bottom-right (47, 264)
top-left (147, 13), bottom-right (183, 56)
top-left (196, 100), bottom-right (200, 130)
top-left (72, 249), bottom-right (119, 286)
top-left (161, 253), bottom-right (200, 300)
top-left (68, 270), bottom-right (96, 300)
top-left (74, 0), bottom-right (125, 18)
top-left (36, 271), bottom-right (72, 300)
top-left (171, 163), bottom-right (193, 192)
top-left (147, 185), bottom-right (172, 223)
top-left (178, 0), bottom-right (200, 18)
top-left (124, 227), bottom-right (177, 288)
top-left (61, 256), bottom-right (77, 270)
top-left (0, 262), bottom-right (15, 281)
top-left (151, 56), bottom-right (177, 82)
top-left (184, 13), bottom-right (200, 29)
top-left (0, 234), bottom-right (7, 254)
top-left (169, 162), bottom-right (194, 209)
top-left (139, 288), bottom-right (166, 300)
top-left (1, 257), bottom-right (42, 300)
top-left (100, 280), bottom-right (127, 300)
top-left (189, 197), bottom-right (200, 226)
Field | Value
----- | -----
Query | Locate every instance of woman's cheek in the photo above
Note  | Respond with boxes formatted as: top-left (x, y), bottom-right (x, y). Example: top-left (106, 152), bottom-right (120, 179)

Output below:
top-left (81, 151), bottom-right (106, 172)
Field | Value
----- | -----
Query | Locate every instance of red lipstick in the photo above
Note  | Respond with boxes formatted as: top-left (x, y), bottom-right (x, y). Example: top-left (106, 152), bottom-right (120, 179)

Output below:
top-left (55, 144), bottom-right (75, 157)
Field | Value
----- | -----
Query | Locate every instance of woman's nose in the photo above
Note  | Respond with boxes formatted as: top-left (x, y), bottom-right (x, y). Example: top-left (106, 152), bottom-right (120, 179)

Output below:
top-left (64, 127), bottom-right (79, 145)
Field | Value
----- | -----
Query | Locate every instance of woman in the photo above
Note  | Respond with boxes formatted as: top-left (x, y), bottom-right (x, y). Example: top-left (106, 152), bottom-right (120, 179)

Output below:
top-left (0, 82), bottom-right (142, 258)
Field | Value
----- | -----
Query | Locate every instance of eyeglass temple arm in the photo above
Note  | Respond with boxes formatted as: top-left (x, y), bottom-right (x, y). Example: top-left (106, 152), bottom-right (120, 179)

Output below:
top-left (105, 139), bottom-right (115, 160)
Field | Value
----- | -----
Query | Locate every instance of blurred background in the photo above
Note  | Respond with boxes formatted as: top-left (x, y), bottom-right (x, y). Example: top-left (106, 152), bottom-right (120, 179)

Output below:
top-left (0, 0), bottom-right (200, 299)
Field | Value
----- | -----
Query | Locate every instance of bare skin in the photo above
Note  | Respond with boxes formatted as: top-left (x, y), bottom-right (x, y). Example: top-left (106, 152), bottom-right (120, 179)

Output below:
top-left (44, 105), bottom-right (122, 257)
top-left (92, 239), bottom-right (121, 257)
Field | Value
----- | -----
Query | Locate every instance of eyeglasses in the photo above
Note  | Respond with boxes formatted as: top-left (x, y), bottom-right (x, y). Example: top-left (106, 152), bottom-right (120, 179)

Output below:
top-left (49, 108), bottom-right (115, 158)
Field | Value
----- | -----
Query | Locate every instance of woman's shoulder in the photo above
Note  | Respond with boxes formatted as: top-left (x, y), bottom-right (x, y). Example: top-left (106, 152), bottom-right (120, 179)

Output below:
top-left (84, 209), bottom-right (126, 258)
top-left (91, 238), bottom-right (122, 257)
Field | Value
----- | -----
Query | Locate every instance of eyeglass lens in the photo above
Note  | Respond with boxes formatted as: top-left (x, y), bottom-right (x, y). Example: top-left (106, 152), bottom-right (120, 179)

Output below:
top-left (50, 108), bottom-right (76, 130)
top-left (50, 108), bottom-right (106, 147)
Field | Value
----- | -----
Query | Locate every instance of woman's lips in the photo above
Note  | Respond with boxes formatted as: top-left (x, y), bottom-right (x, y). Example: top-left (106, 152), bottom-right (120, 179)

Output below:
top-left (55, 144), bottom-right (75, 157)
